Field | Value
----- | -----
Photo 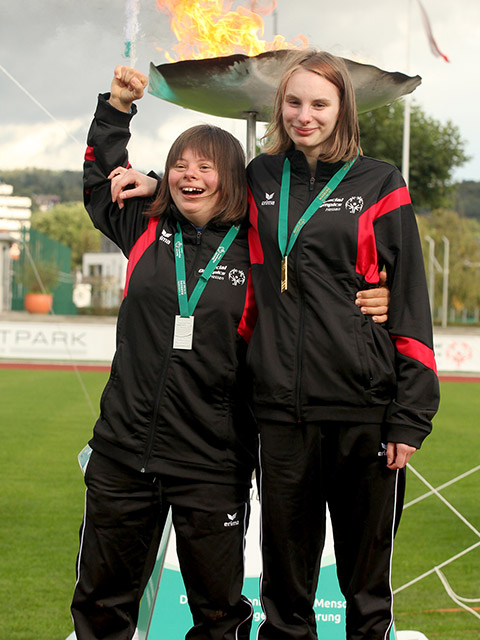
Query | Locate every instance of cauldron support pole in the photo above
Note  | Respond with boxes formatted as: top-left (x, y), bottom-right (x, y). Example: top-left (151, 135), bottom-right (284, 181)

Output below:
top-left (246, 111), bottom-right (257, 164)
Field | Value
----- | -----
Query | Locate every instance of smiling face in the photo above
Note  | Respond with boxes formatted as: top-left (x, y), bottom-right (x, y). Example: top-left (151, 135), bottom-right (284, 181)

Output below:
top-left (168, 148), bottom-right (220, 227)
top-left (282, 68), bottom-right (341, 170)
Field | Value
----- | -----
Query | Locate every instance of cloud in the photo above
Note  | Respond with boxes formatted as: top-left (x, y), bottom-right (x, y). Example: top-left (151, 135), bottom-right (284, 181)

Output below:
top-left (0, 109), bottom-right (250, 175)
top-left (0, 120), bottom-right (87, 171)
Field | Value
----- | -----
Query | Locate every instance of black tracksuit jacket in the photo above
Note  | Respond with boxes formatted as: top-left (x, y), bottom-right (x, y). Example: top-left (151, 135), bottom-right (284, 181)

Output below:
top-left (83, 94), bottom-right (257, 485)
top-left (246, 149), bottom-right (439, 448)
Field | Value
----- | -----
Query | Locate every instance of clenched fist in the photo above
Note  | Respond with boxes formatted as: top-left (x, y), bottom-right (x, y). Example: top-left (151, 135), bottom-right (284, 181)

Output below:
top-left (109, 65), bottom-right (148, 113)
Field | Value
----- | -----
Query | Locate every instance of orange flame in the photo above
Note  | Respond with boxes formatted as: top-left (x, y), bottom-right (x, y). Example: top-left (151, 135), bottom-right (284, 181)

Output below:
top-left (156, 0), bottom-right (308, 61)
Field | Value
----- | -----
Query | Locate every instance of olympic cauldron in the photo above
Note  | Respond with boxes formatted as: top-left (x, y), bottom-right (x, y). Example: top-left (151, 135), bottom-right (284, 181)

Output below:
top-left (148, 49), bottom-right (421, 162)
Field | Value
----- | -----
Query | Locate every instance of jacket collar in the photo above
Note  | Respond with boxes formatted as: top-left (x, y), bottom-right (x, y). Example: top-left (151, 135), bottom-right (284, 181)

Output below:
top-left (167, 204), bottom-right (246, 238)
top-left (285, 148), bottom-right (347, 182)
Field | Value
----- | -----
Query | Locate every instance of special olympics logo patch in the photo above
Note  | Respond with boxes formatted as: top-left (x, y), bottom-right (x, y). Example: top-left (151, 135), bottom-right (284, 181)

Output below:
top-left (228, 269), bottom-right (246, 286)
top-left (345, 196), bottom-right (364, 214)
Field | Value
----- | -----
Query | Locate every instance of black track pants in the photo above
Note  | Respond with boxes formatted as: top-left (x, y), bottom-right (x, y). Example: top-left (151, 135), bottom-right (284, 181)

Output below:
top-left (256, 421), bottom-right (405, 640)
top-left (71, 450), bottom-right (253, 640)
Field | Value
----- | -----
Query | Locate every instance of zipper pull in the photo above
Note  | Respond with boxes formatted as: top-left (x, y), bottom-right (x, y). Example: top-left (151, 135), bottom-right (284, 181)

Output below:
top-left (309, 176), bottom-right (315, 192)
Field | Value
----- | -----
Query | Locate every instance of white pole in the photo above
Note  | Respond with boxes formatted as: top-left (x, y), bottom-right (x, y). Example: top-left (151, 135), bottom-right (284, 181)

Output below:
top-left (402, 97), bottom-right (411, 188)
top-left (402, 0), bottom-right (412, 186)
top-left (442, 236), bottom-right (450, 328)
top-left (425, 235), bottom-right (435, 319)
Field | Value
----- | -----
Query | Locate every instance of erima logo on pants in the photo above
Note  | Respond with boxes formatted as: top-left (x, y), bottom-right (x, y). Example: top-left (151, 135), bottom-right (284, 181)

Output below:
top-left (378, 442), bottom-right (388, 457)
top-left (224, 512), bottom-right (240, 527)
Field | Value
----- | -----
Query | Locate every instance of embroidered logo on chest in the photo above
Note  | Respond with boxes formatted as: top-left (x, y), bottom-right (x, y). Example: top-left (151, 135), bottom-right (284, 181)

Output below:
top-left (159, 229), bottom-right (172, 245)
top-left (197, 266), bottom-right (246, 286)
top-left (261, 192), bottom-right (276, 206)
top-left (228, 269), bottom-right (246, 286)
top-left (345, 196), bottom-right (364, 215)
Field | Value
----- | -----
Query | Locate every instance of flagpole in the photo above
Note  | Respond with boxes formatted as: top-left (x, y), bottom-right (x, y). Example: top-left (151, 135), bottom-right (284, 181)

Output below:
top-left (401, 0), bottom-right (412, 188)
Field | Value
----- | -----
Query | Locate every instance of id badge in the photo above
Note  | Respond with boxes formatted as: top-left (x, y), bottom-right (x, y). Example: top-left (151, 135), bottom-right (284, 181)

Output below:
top-left (173, 315), bottom-right (194, 350)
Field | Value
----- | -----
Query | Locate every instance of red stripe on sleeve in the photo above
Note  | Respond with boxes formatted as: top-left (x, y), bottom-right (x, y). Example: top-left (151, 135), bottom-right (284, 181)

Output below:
top-left (85, 146), bottom-right (95, 162)
top-left (248, 188), bottom-right (264, 265)
top-left (238, 268), bottom-right (258, 343)
top-left (356, 187), bottom-right (411, 283)
top-left (392, 335), bottom-right (437, 374)
top-left (123, 217), bottom-right (159, 298)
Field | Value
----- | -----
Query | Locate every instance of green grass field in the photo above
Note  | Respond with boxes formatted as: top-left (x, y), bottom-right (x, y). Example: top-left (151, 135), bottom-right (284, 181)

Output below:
top-left (392, 381), bottom-right (480, 639)
top-left (0, 368), bottom-right (109, 640)
top-left (0, 369), bottom-right (479, 640)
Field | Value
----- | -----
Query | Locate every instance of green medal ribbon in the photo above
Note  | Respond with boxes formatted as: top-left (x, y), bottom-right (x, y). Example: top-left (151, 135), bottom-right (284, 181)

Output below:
top-left (278, 153), bottom-right (358, 259)
top-left (174, 222), bottom-right (240, 317)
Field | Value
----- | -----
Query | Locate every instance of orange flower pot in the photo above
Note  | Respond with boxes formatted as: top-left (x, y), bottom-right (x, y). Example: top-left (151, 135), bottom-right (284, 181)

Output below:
top-left (24, 293), bottom-right (53, 314)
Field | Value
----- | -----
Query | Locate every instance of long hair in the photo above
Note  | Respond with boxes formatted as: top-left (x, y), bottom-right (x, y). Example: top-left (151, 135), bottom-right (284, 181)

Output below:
top-left (148, 125), bottom-right (247, 224)
top-left (263, 49), bottom-right (361, 163)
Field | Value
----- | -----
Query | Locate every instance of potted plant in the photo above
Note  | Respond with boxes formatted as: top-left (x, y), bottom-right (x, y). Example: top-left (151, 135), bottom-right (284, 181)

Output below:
top-left (21, 259), bottom-right (60, 314)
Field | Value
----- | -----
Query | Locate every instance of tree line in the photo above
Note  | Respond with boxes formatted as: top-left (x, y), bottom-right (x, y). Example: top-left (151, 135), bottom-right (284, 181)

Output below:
top-left (0, 169), bottom-right (83, 206)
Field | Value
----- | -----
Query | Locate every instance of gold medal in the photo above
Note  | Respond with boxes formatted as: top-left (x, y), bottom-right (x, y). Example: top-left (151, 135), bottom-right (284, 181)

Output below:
top-left (281, 255), bottom-right (288, 293)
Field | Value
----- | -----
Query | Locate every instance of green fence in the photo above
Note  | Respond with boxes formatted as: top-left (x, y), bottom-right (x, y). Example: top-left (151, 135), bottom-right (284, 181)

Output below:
top-left (11, 227), bottom-right (77, 315)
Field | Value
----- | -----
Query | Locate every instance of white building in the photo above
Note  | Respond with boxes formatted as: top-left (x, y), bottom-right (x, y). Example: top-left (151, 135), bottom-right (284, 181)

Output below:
top-left (0, 183), bottom-right (32, 239)
top-left (0, 232), bottom-right (15, 311)
top-left (82, 251), bottom-right (128, 308)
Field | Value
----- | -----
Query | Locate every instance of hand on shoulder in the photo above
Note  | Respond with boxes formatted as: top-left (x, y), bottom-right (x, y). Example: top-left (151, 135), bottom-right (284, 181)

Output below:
top-left (108, 167), bottom-right (158, 209)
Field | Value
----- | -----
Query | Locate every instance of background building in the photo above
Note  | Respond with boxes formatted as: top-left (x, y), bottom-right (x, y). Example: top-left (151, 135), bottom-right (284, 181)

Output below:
top-left (0, 183), bottom-right (31, 238)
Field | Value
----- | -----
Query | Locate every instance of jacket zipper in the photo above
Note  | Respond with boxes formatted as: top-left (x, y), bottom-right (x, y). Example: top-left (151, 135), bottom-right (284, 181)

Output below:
top-left (294, 278), bottom-right (306, 423)
top-left (294, 173), bottom-right (316, 422)
top-left (140, 224), bottom-right (204, 472)
top-left (141, 321), bottom-right (175, 472)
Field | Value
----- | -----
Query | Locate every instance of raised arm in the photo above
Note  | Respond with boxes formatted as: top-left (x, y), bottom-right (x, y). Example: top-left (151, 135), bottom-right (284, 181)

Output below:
top-left (84, 66), bottom-right (152, 254)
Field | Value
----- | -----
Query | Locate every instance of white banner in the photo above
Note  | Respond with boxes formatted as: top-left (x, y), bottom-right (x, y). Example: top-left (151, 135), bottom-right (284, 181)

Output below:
top-left (1, 318), bottom-right (479, 374)
top-left (0, 320), bottom-right (116, 362)
top-left (433, 333), bottom-right (480, 373)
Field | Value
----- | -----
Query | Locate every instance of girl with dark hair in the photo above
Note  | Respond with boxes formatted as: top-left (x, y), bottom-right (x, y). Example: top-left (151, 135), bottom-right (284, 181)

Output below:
top-left (71, 66), bottom-right (256, 640)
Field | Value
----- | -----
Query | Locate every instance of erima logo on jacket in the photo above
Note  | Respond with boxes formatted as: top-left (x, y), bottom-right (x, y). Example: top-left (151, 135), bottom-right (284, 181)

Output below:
top-left (262, 192), bottom-right (275, 206)
top-left (224, 512), bottom-right (240, 527)
top-left (159, 229), bottom-right (172, 245)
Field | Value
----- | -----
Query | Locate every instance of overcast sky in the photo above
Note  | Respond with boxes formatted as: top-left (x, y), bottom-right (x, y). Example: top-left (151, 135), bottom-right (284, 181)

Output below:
top-left (1, 0), bottom-right (479, 184)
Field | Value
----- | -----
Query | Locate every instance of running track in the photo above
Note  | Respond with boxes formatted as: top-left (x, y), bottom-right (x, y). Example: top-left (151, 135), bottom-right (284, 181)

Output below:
top-left (0, 361), bottom-right (479, 382)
